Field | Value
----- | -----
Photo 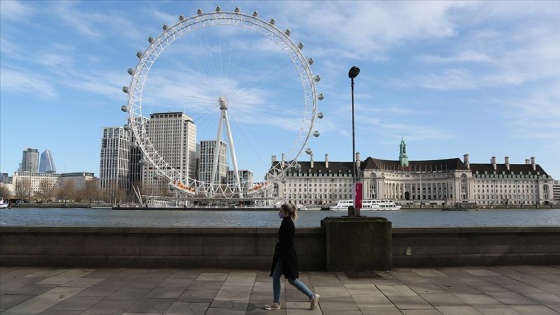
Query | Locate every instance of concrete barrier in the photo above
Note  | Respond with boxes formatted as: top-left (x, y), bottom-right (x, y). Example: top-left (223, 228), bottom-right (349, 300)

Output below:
top-left (392, 227), bottom-right (560, 267)
top-left (0, 226), bottom-right (324, 270)
top-left (1, 225), bottom-right (559, 269)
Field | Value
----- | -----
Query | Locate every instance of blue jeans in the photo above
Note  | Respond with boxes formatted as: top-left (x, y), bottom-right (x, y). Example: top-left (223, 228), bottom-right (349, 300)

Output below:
top-left (272, 259), bottom-right (314, 303)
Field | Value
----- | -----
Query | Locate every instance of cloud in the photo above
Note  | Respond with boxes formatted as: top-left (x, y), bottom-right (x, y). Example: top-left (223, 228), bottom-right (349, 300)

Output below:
top-left (0, 68), bottom-right (57, 99)
top-left (417, 51), bottom-right (493, 63)
top-left (0, 1), bottom-right (35, 21)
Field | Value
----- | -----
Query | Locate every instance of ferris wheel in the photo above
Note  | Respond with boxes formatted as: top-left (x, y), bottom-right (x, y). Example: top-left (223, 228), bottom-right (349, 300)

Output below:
top-left (121, 6), bottom-right (323, 200)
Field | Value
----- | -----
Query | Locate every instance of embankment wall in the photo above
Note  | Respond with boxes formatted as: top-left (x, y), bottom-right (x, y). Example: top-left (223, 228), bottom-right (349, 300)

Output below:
top-left (1, 226), bottom-right (558, 269)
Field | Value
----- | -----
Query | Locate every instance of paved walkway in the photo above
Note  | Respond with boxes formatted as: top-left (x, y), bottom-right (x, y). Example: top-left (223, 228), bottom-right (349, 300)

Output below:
top-left (1, 266), bottom-right (559, 315)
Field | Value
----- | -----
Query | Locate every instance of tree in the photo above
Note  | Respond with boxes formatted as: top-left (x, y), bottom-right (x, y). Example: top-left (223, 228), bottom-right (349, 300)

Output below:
top-left (35, 179), bottom-right (56, 202)
top-left (56, 180), bottom-right (77, 202)
top-left (15, 178), bottom-right (32, 200)
top-left (0, 183), bottom-right (12, 200)
top-left (82, 178), bottom-right (100, 202)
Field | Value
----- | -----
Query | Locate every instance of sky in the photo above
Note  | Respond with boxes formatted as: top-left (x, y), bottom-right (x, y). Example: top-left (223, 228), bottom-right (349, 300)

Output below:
top-left (1, 1), bottom-right (559, 182)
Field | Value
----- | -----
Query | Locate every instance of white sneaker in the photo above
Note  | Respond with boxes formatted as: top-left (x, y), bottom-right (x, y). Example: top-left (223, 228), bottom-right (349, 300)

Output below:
top-left (310, 294), bottom-right (320, 310)
top-left (264, 302), bottom-right (281, 310)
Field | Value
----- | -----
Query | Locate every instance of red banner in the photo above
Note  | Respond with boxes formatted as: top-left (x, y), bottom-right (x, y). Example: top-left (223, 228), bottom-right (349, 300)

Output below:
top-left (354, 182), bottom-right (363, 210)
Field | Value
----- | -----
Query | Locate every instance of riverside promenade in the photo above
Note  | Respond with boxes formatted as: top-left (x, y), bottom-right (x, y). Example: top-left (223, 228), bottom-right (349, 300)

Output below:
top-left (1, 266), bottom-right (559, 314)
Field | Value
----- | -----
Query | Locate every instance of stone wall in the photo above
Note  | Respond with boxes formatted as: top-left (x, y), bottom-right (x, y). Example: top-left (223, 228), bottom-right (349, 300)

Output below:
top-left (0, 226), bottom-right (324, 270)
top-left (1, 225), bottom-right (558, 269)
top-left (392, 227), bottom-right (560, 267)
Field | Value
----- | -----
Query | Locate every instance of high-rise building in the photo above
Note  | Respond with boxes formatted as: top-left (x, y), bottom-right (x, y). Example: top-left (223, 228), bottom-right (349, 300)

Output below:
top-left (127, 118), bottom-right (145, 197)
top-left (99, 127), bottom-right (130, 200)
top-left (226, 169), bottom-right (253, 193)
top-left (39, 150), bottom-right (56, 173)
top-left (20, 148), bottom-right (39, 173)
top-left (144, 112), bottom-right (197, 188)
top-left (198, 140), bottom-right (227, 185)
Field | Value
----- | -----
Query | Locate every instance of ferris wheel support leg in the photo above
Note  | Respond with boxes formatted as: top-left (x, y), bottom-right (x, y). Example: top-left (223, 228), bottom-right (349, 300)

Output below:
top-left (211, 112), bottom-right (225, 192)
top-left (223, 111), bottom-right (242, 197)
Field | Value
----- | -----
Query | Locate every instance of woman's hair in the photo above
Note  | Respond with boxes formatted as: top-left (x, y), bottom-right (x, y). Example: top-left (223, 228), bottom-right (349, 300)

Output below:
top-left (281, 203), bottom-right (298, 221)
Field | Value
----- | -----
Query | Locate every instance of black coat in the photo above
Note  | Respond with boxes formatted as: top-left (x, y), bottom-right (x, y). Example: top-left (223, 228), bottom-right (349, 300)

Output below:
top-left (270, 216), bottom-right (299, 279)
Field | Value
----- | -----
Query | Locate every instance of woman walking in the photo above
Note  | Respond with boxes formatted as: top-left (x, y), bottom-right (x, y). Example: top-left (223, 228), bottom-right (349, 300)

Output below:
top-left (264, 203), bottom-right (320, 311)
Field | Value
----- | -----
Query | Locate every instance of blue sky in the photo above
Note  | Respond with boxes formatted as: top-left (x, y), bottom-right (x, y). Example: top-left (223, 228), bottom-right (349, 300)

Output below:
top-left (1, 1), bottom-right (559, 182)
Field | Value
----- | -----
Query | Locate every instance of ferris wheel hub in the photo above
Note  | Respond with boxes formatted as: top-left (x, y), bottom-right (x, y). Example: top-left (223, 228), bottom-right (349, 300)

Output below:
top-left (219, 96), bottom-right (228, 110)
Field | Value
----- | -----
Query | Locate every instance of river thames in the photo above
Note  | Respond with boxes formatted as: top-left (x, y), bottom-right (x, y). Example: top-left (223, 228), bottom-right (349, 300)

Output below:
top-left (1, 208), bottom-right (559, 228)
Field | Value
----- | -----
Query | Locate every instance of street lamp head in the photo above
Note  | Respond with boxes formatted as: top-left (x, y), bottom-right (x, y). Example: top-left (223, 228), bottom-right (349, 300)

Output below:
top-left (348, 66), bottom-right (360, 79)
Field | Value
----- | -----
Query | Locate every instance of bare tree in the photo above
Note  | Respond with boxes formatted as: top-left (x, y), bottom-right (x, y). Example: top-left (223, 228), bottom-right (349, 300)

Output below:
top-left (36, 179), bottom-right (56, 202)
top-left (15, 178), bottom-right (32, 200)
top-left (82, 179), bottom-right (100, 202)
top-left (56, 180), bottom-right (77, 202)
top-left (0, 183), bottom-right (12, 200)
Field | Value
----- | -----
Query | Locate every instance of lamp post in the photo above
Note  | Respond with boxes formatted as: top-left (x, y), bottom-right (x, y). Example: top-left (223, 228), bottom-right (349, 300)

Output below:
top-left (348, 66), bottom-right (360, 216)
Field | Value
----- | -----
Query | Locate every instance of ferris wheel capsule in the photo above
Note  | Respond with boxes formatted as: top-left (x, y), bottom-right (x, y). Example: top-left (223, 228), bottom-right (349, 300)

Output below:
top-left (122, 86), bottom-right (129, 93)
top-left (148, 37), bottom-right (154, 43)
top-left (252, 11), bottom-right (258, 17)
top-left (234, 7), bottom-right (240, 13)
top-left (127, 68), bottom-right (134, 75)
top-left (318, 93), bottom-right (324, 100)
top-left (308, 58), bottom-right (314, 65)
top-left (305, 148), bottom-right (312, 155)
top-left (314, 75), bottom-right (321, 82)
top-left (121, 105), bottom-right (128, 112)
top-left (270, 18), bottom-right (275, 25)
top-left (313, 131), bottom-right (320, 137)
top-left (136, 51), bottom-right (142, 58)
top-left (163, 24), bottom-right (169, 31)
top-left (197, 9), bottom-right (203, 15)
top-left (285, 29), bottom-right (291, 36)
top-left (317, 112), bottom-right (324, 119)
top-left (298, 42), bottom-right (304, 49)
top-left (179, 15), bottom-right (185, 21)
top-left (215, 6), bottom-right (221, 12)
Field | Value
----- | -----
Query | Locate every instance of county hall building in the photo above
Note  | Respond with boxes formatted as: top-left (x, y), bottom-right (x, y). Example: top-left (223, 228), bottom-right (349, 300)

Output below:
top-left (275, 139), bottom-right (555, 208)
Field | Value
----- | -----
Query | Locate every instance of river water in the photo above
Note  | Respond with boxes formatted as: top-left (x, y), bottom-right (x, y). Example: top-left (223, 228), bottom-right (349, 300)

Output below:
top-left (1, 208), bottom-right (559, 228)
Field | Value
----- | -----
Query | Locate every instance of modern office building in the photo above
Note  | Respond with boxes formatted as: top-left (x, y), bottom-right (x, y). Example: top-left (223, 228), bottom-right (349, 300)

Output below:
top-left (127, 134), bottom-right (143, 197)
top-left (99, 127), bottom-right (130, 199)
top-left (226, 169), bottom-right (254, 193)
top-left (198, 140), bottom-right (227, 185)
top-left (553, 180), bottom-right (560, 203)
top-left (39, 150), bottom-right (56, 173)
top-left (274, 140), bottom-right (555, 207)
top-left (20, 148), bottom-right (39, 173)
top-left (143, 112), bottom-right (197, 190)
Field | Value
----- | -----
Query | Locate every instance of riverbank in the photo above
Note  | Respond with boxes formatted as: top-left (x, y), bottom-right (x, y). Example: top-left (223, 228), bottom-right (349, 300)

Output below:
top-left (8, 202), bottom-right (112, 209)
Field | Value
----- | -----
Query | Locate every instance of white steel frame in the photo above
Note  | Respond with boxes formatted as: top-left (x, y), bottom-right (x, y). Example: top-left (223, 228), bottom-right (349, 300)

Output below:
top-left (124, 7), bottom-right (320, 198)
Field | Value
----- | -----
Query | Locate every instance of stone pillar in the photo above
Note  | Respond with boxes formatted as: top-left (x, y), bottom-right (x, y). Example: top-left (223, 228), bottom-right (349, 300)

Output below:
top-left (321, 216), bottom-right (392, 271)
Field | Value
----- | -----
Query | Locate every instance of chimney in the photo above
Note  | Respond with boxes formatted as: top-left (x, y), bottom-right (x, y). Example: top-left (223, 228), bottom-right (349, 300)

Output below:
top-left (531, 157), bottom-right (536, 170)
top-left (325, 153), bottom-right (329, 168)
top-left (491, 156), bottom-right (496, 170)
top-left (505, 156), bottom-right (510, 170)
top-left (281, 153), bottom-right (286, 168)
top-left (464, 154), bottom-right (470, 169)
top-left (272, 155), bottom-right (277, 163)
top-left (525, 159), bottom-right (530, 165)
top-left (310, 153), bottom-right (314, 169)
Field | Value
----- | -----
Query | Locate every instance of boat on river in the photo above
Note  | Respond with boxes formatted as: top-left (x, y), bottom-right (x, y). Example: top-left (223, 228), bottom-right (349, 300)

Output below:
top-left (330, 199), bottom-right (401, 211)
top-left (0, 199), bottom-right (10, 209)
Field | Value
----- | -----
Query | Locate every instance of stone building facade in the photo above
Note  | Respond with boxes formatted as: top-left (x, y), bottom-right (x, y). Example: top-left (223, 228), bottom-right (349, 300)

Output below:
top-left (274, 140), bottom-right (555, 207)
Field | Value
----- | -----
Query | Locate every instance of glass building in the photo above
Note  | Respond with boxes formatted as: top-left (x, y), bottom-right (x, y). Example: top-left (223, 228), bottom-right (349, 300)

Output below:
top-left (39, 150), bottom-right (56, 173)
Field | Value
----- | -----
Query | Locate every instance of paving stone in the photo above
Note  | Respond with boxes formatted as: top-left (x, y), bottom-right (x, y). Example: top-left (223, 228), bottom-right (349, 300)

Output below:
top-left (1, 266), bottom-right (559, 315)
top-left (164, 301), bottom-right (210, 315)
